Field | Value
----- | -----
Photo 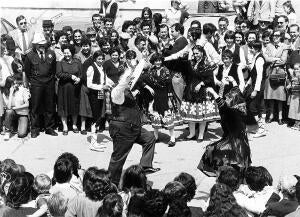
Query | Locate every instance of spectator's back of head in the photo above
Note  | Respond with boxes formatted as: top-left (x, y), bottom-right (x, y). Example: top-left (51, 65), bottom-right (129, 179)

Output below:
top-left (245, 166), bottom-right (271, 192)
top-left (33, 173), bottom-right (51, 195)
top-left (278, 175), bottom-right (298, 199)
top-left (203, 23), bottom-right (217, 35)
top-left (217, 166), bottom-right (240, 191)
top-left (98, 193), bottom-right (123, 217)
top-left (121, 164), bottom-right (147, 192)
top-left (174, 172), bottom-right (197, 201)
top-left (47, 191), bottom-right (68, 217)
top-left (143, 189), bottom-right (168, 217)
top-left (53, 157), bottom-right (73, 184)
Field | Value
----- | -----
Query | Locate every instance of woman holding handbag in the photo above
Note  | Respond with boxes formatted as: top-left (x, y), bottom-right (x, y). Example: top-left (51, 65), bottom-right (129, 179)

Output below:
top-left (264, 31), bottom-right (289, 125)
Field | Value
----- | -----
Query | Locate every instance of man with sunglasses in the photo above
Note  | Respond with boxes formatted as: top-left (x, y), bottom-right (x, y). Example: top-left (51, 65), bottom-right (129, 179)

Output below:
top-left (9, 15), bottom-right (35, 61)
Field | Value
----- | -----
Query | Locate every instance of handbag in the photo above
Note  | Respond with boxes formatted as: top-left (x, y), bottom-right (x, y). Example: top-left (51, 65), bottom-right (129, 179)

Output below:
top-left (269, 66), bottom-right (286, 87)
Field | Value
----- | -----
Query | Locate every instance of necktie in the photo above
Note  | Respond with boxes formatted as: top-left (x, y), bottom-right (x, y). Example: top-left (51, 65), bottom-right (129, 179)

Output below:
top-left (40, 52), bottom-right (45, 62)
top-left (22, 32), bottom-right (27, 53)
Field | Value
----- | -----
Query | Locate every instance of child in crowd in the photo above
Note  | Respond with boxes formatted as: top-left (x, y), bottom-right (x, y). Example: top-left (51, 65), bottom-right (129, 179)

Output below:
top-left (28, 174), bottom-right (52, 217)
top-left (287, 63), bottom-right (300, 130)
top-left (47, 191), bottom-right (68, 217)
top-left (98, 193), bottom-right (124, 217)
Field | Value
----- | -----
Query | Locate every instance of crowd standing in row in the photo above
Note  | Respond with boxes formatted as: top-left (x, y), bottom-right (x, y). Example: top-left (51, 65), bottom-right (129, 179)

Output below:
top-left (1, 0), bottom-right (300, 216)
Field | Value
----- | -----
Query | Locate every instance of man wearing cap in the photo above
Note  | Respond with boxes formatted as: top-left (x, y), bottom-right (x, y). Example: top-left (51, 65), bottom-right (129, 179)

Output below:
top-left (9, 15), bottom-right (35, 61)
top-left (42, 20), bottom-right (56, 48)
top-left (24, 32), bottom-right (58, 138)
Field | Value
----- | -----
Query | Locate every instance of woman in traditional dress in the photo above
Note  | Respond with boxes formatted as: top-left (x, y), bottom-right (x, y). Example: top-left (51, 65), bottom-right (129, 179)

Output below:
top-left (198, 77), bottom-right (251, 177)
top-left (143, 53), bottom-right (177, 147)
top-left (181, 45), bottom-right (219, 142)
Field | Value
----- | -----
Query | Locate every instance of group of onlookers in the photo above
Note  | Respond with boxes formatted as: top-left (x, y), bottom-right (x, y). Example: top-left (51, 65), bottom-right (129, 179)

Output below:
top-left (0, 153), bottom-right (300, 217)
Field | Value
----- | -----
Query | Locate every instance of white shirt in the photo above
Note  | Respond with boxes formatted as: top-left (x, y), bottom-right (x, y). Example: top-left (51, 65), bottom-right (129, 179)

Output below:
top-left (251, 53), bottom-right (265, 91)
top-left (86, 63), bottom-right (113, 91)
top-left (164, 7), bottom-right (182, 26)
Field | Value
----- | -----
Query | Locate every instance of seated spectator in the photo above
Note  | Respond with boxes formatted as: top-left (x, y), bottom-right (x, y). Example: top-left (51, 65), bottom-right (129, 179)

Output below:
top-left (2, 172), bottom-right (37, 217)
top-left (163, 181), bottom-right (191, 217)
top-left (98, 193), bottom-right (123, 217)
top-left (174, 172), bottom-right (203, 216)
top-left (0, 159), bottom-right (23, 195)
top-left (127, 188), bottom-right (145, 217)
top-left (205, 183), bottom-right (248, 217)
top-left (47, 191), bottom-right (68, 217)
top-left (262, 175), bottom-right (299, 216)
top-left (234, 166), bottom-right (275, 216)
top-left (217, 165), bottom-right (241, 192)
top-left (142, 189), bottom-right (168, 217)
top-left (2, 75), bottom-right (30, 141)
top-left (119, 165), bottom-right (148, 215)
top-left (50, 157), bottom-right (79, 201)
top-left (65, 168), bottom-right (117, 217)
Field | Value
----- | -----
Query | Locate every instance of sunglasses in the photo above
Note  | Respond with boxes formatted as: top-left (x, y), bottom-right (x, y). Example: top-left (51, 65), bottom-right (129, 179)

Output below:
top-left (19, 22), bottom-right (27, 25)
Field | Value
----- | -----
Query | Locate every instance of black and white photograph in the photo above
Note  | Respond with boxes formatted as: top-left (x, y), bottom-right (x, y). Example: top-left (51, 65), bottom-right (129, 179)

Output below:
top-left (1, 0), bottom-right (300, 216)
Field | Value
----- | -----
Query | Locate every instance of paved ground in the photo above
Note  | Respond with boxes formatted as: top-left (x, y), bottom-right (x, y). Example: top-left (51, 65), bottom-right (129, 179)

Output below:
top-left (1, 121), bottom-right (300, 205)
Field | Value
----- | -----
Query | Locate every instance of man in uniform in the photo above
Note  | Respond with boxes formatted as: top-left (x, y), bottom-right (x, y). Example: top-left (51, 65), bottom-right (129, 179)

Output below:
top-left (24, 32), bottom-right (58, 138)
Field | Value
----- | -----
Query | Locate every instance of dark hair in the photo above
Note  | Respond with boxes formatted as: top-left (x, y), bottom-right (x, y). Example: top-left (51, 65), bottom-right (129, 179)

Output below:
top-left (205, 183), bottom-right (247, 217)
top-left (11, 59), bottom-right (24, 81)
top-left (153, 13), bottom-right (163, 26)
top-left (257, 166), bottom-right (273, 186)
top-left (85, 169), bottom-right (117, 201)
top-left (262, 30), bottom-right (272, 39)
top-left (16, 15), bottom-right (26, 25)
top-left (171, 23), bottom-right (184, 35)
top-left (272, 30), bottom-right (285, 42)
top-left (174, 172), bottom-right (197, 202)
top-left (234, 16), bottom-right (244, 25)
top-left (104, 17), bottom-right (114, 24)
top-left (57, 152), bottom-right (80, 178)
top-left (278, 14), bottom-right (289, 23)
top-left (109, 47), bottom-right (121, 56)
top-left (134, 35), bottom-right (147, 47)
top-left (81, 37), bottom-right (91, 46)
top-left (98, 193), bottom-right (123, 217)
top-left (245, 166), bottom-right (271, 191)
top-left (188, 27), bottom-right (201, 41)
top-left (246, 30), bottom-right (258, 41)
top-left (140, 20), bottom-right (152, 30)
top-left (224, 30), bottom-right (235, 41)
top-left (192, 45), bottom-right (207, 59)
top-left (234, 30), bottom-right (245, 44)
top-left (92, 13), bottom-right (102, 21)
top-left (150, 52), bottom-right (164, 64)
top-left (3, 76), bottom-right (16, 97)
top-left (53, 158), bottom-right (73, 184)
top-left (217, 166), bottom-right (240, 191)
top-left (61, 43), bottom-right (76, 56)
top-left (93, 50), bottom-right (105, 61)
top-left (141, 7), bottom-right (153, 19)
top-left (0, 159), bottom-right (22, 193)
top-left (289, 24), bottom-right (300, 33)
top-left (109, 29), bottom-right (119, 46)
top-left (121, 165), bottom-right (147, 191)
top-left (72, 29), bottom-right (83, 46)
top-left (190, 20), bottom-right (201, 29)
top-left (203, 23), bottom-right (217, 35)
top-left (221, 49), bottom-right (234, 60)
top-left (249, 40), bottom-right (262, 52)
top-left (142, 189), bottom-right (168, 217)
top-left (122, 20), bottom-right (135, 32)
top-left (218, 16), bottom-right (229, 24)
top-left (6, 172), bottom-right (34, 208)
top-left (83, 167), bottom-right (98, 193)
top-left (133, 17), bottom-right (142, 26)
top-left (125, 50), bottom-right (137, 60)
top-left (163, 181), bottom-right (191, 217)
top-left (54, 31), bottom-right (68, 44)
top-left (127, 188), bottom-right (146, 216)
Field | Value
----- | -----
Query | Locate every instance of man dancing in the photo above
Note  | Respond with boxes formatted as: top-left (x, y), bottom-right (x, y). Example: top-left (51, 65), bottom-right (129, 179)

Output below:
top-left (108, 50), bottom-right (160, 185)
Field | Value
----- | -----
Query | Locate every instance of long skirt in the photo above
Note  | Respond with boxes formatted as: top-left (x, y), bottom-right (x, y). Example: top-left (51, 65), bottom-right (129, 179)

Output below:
top-left (288, 94), bottom-right (300, 121)
top-left (79, 85), bottom-right (93, 118)
top-left (57, 82), bottom-right (80, 117)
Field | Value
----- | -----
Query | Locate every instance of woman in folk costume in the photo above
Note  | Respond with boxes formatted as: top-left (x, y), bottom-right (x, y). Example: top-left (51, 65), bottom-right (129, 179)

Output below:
top-left (198, 78), bottom-right (251, 177)
top-left (143, 53), bottom-right (178, 147)
top-left (86, 50), bottom-right (114, 151)
top-left (181, 45), bottom-right (219, 142)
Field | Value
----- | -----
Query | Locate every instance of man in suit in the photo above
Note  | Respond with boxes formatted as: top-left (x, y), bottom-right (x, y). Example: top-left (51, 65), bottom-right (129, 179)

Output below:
top-left (163, 23), bottom-right (188, 104)
top-left (289, 24), bottom-right (300, 51)
top-left (9, 15), bottom-right (35, 61)
top-left (247, 0), bottom-right (275, 29)
top-left (24, 32), bottom-right (58, 138)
